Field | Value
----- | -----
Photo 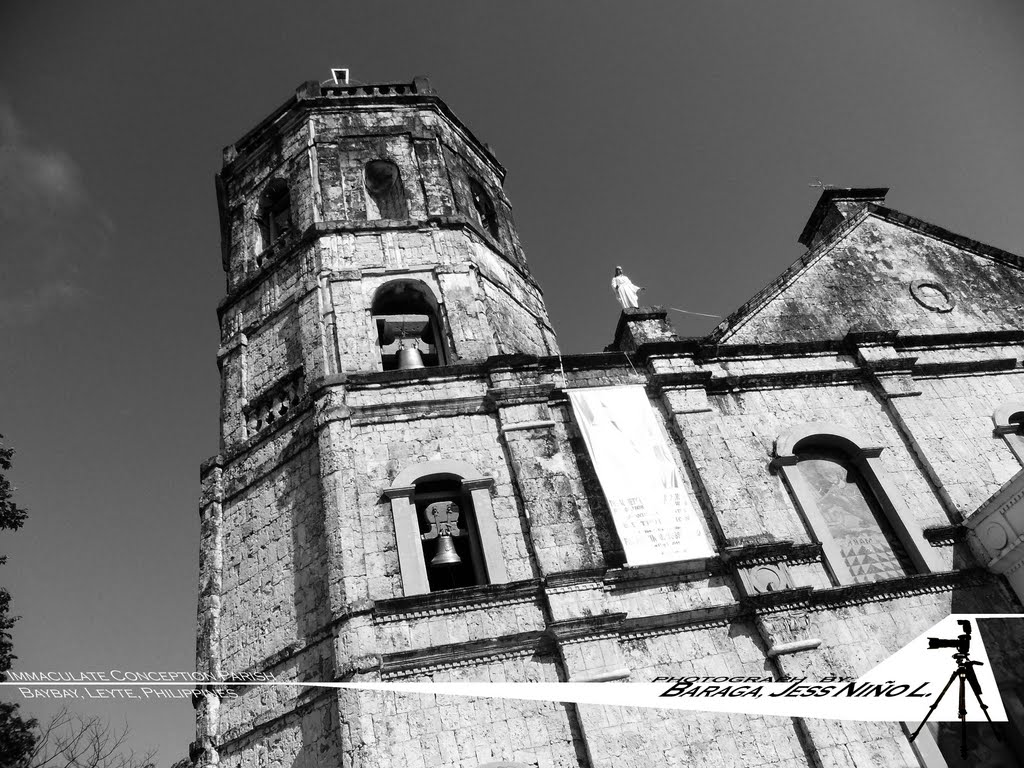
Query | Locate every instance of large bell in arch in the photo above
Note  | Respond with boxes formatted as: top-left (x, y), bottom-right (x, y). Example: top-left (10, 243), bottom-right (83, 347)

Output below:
top-left (371, 280), bottom-right (449, 371)
top-left (397, 341), bottom-right (425, 370)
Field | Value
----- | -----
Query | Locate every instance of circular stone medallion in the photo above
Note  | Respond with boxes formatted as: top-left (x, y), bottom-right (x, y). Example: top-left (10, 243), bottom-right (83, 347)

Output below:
top-left (910, 279), bottom-right (955, 312)
top-left (982, 523), bottom-right (1009, 553)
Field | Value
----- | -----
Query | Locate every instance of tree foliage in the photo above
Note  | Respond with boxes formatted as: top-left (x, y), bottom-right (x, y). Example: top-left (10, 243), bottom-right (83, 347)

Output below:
top-left (0, 434), bottom-right (29, 536)
top-left (0, 433), bottom-right (38, 768)
top-left (26, 708), bottom-right (156, 768)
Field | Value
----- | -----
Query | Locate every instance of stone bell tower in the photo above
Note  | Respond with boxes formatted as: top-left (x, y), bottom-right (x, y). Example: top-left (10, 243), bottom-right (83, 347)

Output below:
top-left (193, 76), bottom-right (563, 765)
top-left (212, 75), bottom-right (558, 435)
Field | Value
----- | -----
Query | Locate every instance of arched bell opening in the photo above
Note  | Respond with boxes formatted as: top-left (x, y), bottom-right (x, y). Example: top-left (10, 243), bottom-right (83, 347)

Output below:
top-left (469, 178), bottom-right (499, 239)
top-left (384, 459), bottom-right (508, 597)
top-left (413, 475), bottom-right (486, 592)
top-left (255, 178), bottom-right (291, 250)
top-left (371, 280), bottom-right (449, 371)
top-left (364, 159), bottom-right (409, 220)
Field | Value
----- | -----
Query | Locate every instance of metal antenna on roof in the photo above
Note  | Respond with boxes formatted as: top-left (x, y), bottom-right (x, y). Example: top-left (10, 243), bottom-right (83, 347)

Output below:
top-left (808, 177), bottom-right (835, 190)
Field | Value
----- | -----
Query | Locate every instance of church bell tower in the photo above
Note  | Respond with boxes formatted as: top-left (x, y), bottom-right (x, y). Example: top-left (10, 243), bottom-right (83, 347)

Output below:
top-left (193, 76), bottom-right (564, 765)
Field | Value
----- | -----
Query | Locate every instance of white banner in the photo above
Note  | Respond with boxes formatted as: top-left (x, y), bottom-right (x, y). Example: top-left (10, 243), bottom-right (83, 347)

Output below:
top-left (568, 385), bottom-right (714, 565)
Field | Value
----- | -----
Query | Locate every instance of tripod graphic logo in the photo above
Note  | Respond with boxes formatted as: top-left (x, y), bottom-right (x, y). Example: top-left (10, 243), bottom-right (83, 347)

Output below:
top-left (908, 619), bottom-right (1003, 758)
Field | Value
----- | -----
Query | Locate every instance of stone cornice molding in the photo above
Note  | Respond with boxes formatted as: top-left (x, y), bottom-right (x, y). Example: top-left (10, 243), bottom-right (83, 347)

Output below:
top-left (373, 579), bottom-right (541, 623)
top-left (546, 613), bottom-right (627, 644)
top-left (379, 631), bottom-right (550, 678)
top-left (922, 524), bottom-right (968, 546)
top-left (721, 540), bottom-right (824, 567)
top-left (349, 395), bottom-right (493, 425)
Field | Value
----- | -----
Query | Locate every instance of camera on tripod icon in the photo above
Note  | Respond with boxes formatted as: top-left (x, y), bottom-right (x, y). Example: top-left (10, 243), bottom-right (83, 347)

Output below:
top-left (926, 619), bottom-right (972, 655)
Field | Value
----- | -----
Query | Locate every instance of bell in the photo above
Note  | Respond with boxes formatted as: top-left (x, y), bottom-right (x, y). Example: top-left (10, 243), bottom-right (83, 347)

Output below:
top-left (429, 534), bottom-right (462, 568)
top-left (397, 343), bottom-right (425, 370)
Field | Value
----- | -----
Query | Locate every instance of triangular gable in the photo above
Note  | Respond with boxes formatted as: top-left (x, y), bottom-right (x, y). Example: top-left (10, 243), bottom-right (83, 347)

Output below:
top-left (707, 206), bottom-right (1024, 346)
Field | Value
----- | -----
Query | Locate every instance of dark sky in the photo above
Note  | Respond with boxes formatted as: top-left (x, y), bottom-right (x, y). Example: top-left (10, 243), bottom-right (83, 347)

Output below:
top-left (2, 1), bottom-right (1023, 761)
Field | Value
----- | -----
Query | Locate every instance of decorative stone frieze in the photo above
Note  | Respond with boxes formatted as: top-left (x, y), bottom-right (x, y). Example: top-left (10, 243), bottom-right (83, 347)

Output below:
top-left (242, 368), bottom-right (305, 437)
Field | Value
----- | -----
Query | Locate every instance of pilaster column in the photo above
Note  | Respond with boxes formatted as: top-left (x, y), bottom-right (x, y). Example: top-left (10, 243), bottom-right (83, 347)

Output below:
top-left (497, 402), bottom-right (601, 574)
top-left (194, 456), bottom-right (225, 767)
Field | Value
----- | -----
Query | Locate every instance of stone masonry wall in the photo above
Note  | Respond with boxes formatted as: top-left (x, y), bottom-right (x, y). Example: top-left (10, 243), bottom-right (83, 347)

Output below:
top-left (573, 620), bottom-right (811, 768)
top-left (347, 410), bottom-right (536, 601)
top-left (219, 441), bottom-right (324, 673)
top-left (720, 214), bottom-right (1024, 344)
top-left (894, 370), bottom-right (1024, 515)
top-left (681, 382), bottom-right (951, 546)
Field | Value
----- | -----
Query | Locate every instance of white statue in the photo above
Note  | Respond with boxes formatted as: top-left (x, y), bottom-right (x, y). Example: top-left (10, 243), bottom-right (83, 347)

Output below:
top-left (611, 266), bottom-right (643, 309)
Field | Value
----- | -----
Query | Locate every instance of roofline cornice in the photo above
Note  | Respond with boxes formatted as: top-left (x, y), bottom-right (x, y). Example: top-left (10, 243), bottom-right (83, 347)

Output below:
top-left (871, 206), bottom-right (1024, 271)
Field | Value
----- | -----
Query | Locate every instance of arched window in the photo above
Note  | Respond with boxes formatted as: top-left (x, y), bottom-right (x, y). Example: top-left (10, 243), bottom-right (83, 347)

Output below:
top-left (993, 401), bottom-right (1024, 466)
top-left (364, 159), bottom-right (408, 220)
top-left (383, 460), bottom-right (508, 596)
top-left (255, 179), bottom-right (291, 250)
top-left (469, 178), bottom-right (499, 239)
top-left (371, 280), bottom-right (448, 371)
top-left (795, 445), bottom-right (914, 583)
top-left (773, 423), bottom-right (939, 585)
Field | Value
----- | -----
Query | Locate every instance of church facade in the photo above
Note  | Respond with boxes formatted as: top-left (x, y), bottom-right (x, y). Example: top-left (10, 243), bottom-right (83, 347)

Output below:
top-left (192, 77), bottom-right (1024, 768)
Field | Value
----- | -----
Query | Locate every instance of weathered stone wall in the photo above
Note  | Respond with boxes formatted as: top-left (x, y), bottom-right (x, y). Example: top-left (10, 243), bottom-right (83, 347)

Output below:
top-left (572, 621), bottom-right (808, 768)
top-left (219, 442), bottom-right (324, 672)
top-left (334, 683), bottom-right (585, 768)
top-left (346, 410), bottom-right (537, 601)
top-left (892, 370), bottom-right (1024, 515)
top-left (681, 381), bottom-right (950, 543)
top-left (217, 688), bottom-right (339, 768)
top-left (719, 213), bottom-right (1024, 344)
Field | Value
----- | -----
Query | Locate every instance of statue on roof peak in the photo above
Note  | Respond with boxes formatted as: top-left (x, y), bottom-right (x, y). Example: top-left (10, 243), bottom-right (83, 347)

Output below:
top-left (611, 266), bottom-right (644, 309)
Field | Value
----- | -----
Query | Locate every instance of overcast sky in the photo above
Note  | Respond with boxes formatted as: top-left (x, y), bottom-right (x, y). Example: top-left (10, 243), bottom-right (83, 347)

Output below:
top-left (2, 1), bottom-right (1023, 762)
